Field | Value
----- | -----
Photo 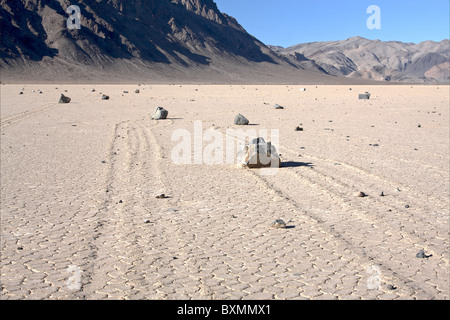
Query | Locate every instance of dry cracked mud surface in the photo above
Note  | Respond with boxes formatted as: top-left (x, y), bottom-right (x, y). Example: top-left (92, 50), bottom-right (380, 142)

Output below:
top-left (1, 84), bottom-right (448, 300)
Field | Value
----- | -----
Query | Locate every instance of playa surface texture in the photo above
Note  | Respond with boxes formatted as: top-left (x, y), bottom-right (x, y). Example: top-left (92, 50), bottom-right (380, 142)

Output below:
top-left (1, 84), bottom-right (449, 300)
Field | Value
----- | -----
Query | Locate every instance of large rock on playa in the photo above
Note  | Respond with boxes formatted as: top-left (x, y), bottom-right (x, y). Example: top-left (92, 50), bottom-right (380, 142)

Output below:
top-left (234, 114), bottom-right (249, 125)
top-left (151, 107), bottom-right (169, 120)
top-left (59, 94), bottom-right (71, 103)
top-left (239, 137), bottom-right (281, 168)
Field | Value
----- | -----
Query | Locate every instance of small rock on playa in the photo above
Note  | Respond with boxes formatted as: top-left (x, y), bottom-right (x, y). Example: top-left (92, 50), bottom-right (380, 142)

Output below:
top-left (151, 107), bottom-right (169, 120)
top-left (359, 92), bottom-right (371, 100)
top-left (234, 113), bottom-right (249, 125)
top-left (271, 219), bottom-right (287, 229)
top-left (416, 250), bottom-right (432, 258)
top-left (59, 94), bottom-right (71, 104)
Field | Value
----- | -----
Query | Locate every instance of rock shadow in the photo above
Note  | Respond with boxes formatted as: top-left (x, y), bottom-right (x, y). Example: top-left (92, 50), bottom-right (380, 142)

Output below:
top-left (281, 161), bottom-right (314, 168)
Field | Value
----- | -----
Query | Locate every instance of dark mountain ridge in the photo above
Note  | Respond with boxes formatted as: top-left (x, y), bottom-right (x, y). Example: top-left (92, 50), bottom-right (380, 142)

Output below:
top-left (1, 1), bottom-right (274, 63)
top-left (1, 0), bottom-right (329, 83)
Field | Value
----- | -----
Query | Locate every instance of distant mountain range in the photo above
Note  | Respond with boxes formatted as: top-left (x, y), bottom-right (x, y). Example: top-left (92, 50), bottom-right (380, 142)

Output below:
top-left (0, 0), bottom-right (336, 84)
top-left (270, 37), bottom-right (450, 83)
top-left (0, 0), bottom-right (448, 83)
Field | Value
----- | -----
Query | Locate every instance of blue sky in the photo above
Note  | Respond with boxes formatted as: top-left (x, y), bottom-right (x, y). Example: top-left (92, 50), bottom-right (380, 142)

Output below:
top-left (214, 0), bottom-right (450, 47)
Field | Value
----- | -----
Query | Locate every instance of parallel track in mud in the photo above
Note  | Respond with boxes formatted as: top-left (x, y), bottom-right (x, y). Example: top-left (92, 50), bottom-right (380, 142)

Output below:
top-left (221, 130), bottom-right (448, 299)
top-left (0, 103), bottom-right (61, 129)
top-left (57, 118), bottom-right (449, 299)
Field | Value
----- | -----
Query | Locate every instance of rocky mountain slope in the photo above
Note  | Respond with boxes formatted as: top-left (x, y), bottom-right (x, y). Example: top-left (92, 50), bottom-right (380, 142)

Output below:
top-left (0, 0), bottom-right (340, 84)
top-left (272, 37), bottom-right (450, 83)
top-left (2, 1), bottom-right (446, 84)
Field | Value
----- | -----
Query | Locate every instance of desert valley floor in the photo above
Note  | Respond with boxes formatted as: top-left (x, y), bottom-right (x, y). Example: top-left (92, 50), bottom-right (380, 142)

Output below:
top-left (0, 84), bottom-right (449, 299)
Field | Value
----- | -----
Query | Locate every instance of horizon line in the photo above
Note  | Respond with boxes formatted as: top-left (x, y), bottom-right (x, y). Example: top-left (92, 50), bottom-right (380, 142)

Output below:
top-left (267, 36), bottom-right (450, 49)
